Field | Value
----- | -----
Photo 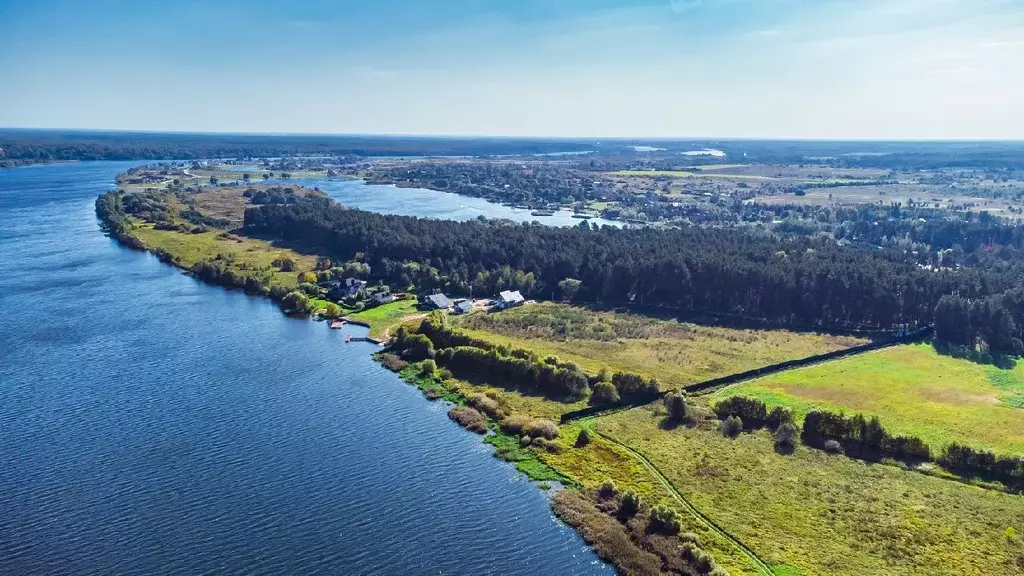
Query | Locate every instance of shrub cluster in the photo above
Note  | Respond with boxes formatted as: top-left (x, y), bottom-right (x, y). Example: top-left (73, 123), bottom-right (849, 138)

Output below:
top-left (939, 443), bottom-right (1024, 488)
top-left (436, 346), bottom-right (589, 399)
top-left (801, 410), bottom-right (931, 461)
top-left (610, 372), bottom-right (660, 402)
top-left (713, 396), bottom-right (793, 430)
top-left (448, 406), bottom-right (488, 434)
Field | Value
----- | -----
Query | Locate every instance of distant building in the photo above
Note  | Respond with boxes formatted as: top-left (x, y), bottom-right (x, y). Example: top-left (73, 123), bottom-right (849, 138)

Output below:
top-left (424, 293), bottom-right (453, 310)
top-left (496, 290), bottom-right (525, 310)
top-left (371, 288), bottom-right (395, 304)
top-left (453, 300), bottom-right (473, 315)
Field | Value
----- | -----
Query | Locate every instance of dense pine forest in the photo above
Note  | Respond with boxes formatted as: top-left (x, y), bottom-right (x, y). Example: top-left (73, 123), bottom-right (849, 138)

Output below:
top-left (241, 198), bottom-right (1024, 353)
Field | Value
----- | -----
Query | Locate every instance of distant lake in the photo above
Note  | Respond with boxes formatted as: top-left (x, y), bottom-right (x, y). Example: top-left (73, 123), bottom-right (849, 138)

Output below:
top-left (0, 162), bottom-right (611, 575)
top-left (681, 149), bottom-right (726, 157)
top-left (298, 177), bottom-right (624, 228)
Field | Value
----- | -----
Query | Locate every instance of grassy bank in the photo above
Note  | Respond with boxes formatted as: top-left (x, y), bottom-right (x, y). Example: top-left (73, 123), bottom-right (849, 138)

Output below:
top-left (713, 343), bottom-right (1024, 454)
top-left (346, 299), bottom-right (421, 340)
top-left (596, 406), bottom-right (1024, 575)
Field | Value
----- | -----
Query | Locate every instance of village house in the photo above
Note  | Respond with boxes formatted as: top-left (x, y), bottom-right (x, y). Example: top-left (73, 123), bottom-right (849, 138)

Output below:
top-left (324, 277), bottom-right (367, 300)
top-left (424, 293), bottom-right (453, 310)
top-left (453, 299), bottom-right (473, 315)
top-left (371, 288), bottom-right (395, 304)
top-left (496, 290), bottom-right (525, 310)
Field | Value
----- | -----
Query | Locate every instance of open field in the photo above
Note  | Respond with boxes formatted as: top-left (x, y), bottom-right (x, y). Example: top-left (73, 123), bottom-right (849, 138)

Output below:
top-left (711, 343), bottom-right (1024, 455)
top-left (597, 406), bottom-right (1024, 576)
top-left (456, 303), bottom-right (866, 390)
top-left (130, 219), bottom-right (316, 289)
top-left (346, 299), bottom-right (421, 339)
top-left (190, 184), bottom-right (325, 225)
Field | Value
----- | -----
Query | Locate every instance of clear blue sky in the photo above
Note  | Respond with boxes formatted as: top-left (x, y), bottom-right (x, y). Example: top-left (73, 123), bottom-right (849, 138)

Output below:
top-left (1, 0), bottom-right (1022, 138)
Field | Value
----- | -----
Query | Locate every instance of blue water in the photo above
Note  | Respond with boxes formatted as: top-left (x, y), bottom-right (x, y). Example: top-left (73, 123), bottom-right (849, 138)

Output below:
top-left (0, 162), bottom-right (610, 575)
top-left (310, 178), bottom-right (621, 227)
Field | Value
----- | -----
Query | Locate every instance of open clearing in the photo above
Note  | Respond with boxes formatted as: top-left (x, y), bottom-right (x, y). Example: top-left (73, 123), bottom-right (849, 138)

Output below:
top-left (131, 220), bottom-right (316, 289)
top-left (456, 303), bottom-right (865, 390)
top-left (713, 343), bottom-right (1024, 455)
top-left (597, 406), bottom-right (1024, 576)
top-left (347, 299), bottom-right (420, 339)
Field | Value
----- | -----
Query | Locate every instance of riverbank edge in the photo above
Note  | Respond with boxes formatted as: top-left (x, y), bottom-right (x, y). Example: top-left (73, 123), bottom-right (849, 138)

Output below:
top-left (94, 192), bottom-right (647, 574)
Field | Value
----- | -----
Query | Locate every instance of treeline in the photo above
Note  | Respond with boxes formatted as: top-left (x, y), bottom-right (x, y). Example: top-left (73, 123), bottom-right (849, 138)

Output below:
top-left (243, 199), bottom-right (1009, 335)
top-left (94, 192), bottom-right (144, 249)
top-left (934, 293), bottom-right (1024, 356)
top-left (1, 130), bottom-right (592, 162)
top-left (394, 314), bottom-right (658, 403)
top-left (243, 186), bottom-right (302, 205)
top-left (717, 396), bottom-right (1024, 490)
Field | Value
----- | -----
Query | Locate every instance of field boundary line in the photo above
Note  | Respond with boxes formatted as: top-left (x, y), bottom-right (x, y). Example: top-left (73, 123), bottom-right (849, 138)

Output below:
top-left (561, 326), bottom-right (933, 423)
top-left (587, 424), bottom-right (775, 576)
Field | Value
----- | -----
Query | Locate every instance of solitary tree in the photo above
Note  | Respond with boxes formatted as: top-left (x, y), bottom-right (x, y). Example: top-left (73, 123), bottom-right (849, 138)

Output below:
top-left (558, 278), bottom-right (582, 302)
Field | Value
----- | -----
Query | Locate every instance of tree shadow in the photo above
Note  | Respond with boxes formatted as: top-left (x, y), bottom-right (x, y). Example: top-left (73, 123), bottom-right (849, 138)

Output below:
top-left (932, 340), bottom-right (1017, 370)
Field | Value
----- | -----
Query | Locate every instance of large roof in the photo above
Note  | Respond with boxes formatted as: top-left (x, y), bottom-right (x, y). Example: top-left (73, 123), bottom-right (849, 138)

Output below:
top-left (499, 290), bottom-right (524, 303)
top-left (427, 293), bottom-right (452, 308)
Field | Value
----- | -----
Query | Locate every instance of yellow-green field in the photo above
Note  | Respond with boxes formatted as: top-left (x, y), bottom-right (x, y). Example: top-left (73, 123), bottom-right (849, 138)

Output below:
top-left (131, 219), bottom-right (316, 289)
top-left (346, 298), bottom-right (421, 339)
top-left (712, 343), bottom-right (1024, 454)
top-left (456, 303), bottom-right (865, 390)
top-left (597, 406), bottom-right (1024, 576)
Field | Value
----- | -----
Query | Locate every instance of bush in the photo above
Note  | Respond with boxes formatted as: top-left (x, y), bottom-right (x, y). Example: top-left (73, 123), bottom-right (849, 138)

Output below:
top-left (665, 392), bottom-right (689, 424)
top-left (448, 406), bottom-right (488, 434)
top-left (377, 353), bottom-right (408, 372)
top-left (598, 480), bottom-right (617, 499)
top-left (322, 302), bottom-right (342, 318)
top-left (824, 439), bottom-right (844, 454)
top-left (499, 415), bottom-right (532, 435)
top-left (774, 423), bottom-right (799, 452)
top-left (714, 396), bottom-right (767, 428)
top-left (523, 419), bottom-right (560, 440)
top-left (590, 381), bottom-right (621, 406)
top-left (611, 372), bottom-right (660, 401)
top-left (576, 428), bottom-right (592, 448)
top-left (679, 532), bottom-right (701, 546)
top-left (680, 542), bottom-right (715, 574)
top-left (647, 505), bottom-right (681, 535)
top-left (619, 491), bottom-right (641, 518)
top-left (722, 415), bottom-right (743, 438)
top-left (532, 437), bottom-right (565, 453)
top-left (281, 290), bottom-right (312, 314)
top-left (767, 405), bottom-right (795, 428)
top-left (467, 393), bottom-right (503, 419)
top-left (419, 359), bottom-right (437, 377)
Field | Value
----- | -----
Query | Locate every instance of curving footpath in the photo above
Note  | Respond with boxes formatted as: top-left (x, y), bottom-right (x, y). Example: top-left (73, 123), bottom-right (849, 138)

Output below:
top-left (586, 424), bottom-right (775, 576)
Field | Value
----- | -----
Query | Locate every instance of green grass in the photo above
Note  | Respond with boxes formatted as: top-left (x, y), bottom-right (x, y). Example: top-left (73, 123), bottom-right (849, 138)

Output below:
top-left (457, 303), bottom-right (865, 390)
top-left (598, 406), bottom-right (1024, 576)
top-left (347, 298), bottom-right (421, 339)
top-left (131, 219), bottom-right (316, 289)
top-left (712, 343), bottom-right (1024, 455)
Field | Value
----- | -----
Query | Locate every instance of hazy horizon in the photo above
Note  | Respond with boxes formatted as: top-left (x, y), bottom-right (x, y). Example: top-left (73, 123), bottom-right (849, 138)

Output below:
top-left (2, 0), bottom-right (1022, 139)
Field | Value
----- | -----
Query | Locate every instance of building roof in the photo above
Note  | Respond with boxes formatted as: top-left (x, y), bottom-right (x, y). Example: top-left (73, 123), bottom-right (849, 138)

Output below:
top-left (426, 293), bottom-right (452, 308)
top-left (499, 290), bottom-right (524, 303)
top-left (454, 300), bottom-right (473, 313)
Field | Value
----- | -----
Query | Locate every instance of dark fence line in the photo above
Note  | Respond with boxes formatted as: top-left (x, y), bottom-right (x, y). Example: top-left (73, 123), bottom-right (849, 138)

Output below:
top-left (560, 326), bottom-right (933, 423)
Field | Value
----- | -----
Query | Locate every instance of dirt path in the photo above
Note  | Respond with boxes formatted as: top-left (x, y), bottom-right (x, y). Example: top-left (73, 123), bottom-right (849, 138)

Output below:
top-left (586, 424), bottom-right (775, 576)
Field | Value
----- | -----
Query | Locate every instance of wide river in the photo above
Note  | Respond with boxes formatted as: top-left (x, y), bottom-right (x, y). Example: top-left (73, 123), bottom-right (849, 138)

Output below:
top-left (0, 162), bottom-right (610, 575)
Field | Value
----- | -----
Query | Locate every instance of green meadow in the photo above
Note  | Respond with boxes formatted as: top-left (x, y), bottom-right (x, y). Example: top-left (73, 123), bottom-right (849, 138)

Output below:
top-left (712, 343), bottom-right (1024, 455)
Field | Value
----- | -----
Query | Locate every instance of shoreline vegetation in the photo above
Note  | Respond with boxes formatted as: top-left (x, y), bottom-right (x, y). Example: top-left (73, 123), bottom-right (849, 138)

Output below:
top-left (95, 162), bottom-right (1024, 575)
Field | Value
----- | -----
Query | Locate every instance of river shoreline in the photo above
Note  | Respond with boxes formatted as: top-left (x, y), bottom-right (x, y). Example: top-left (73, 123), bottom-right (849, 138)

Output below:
top-left (93, 185), bottom-right (622, 572)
